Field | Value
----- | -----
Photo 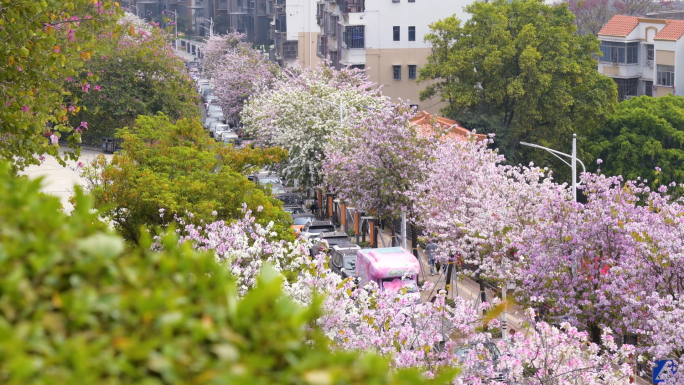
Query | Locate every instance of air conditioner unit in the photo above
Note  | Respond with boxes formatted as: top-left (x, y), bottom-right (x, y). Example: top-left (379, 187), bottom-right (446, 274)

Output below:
top-left (646, 60), bottom-right (653, 67)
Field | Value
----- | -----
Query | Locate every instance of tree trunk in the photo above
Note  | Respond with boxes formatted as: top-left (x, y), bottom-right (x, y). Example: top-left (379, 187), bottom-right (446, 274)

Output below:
top-left (588, 322), bottom-right (602, 345)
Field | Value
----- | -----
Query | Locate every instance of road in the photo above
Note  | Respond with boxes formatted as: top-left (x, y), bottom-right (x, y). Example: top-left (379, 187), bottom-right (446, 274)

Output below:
top-left (20, 146), bottom-right (113, 212)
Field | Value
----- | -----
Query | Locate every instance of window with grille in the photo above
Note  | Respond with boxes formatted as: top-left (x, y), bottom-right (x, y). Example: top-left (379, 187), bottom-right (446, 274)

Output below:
top-left (646, 44), bottom-right (654, 60)
top-left (393, 26), bottom-right (400, 41)
top-left (408, 26), bottom-right (415, 41)
top-left (408, 64), bottom-right (416, 79)
top-left (344, 26), bottom-right (364, 48)
top-left (599, 41), bottom-right (638, 64)
top-left (328, 15), bottom-right (338, 36)
top-left (657, 65), bottom-right (674, 86)
top-left (393, 65), bottom-right (401, 80)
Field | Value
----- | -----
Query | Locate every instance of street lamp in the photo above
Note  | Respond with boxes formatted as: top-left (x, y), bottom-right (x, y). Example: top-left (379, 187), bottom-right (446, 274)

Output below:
top-left (165, 10), bottom-right (179, 51)
top-left (520, 133), bottom-right (586, 202)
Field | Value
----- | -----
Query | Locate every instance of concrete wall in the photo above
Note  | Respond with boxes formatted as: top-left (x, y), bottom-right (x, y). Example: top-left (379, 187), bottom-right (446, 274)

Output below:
top-left (298, 31), bottom-right (321, 68)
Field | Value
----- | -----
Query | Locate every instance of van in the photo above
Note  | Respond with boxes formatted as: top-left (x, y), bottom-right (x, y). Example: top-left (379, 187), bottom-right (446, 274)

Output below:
top-left (356, 247), bottom-right (420, 297)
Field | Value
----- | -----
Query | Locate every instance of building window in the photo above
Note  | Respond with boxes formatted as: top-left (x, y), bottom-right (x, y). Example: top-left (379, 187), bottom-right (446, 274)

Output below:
top-left (657, 65), bottom-right (674, 86)
top-left (614, 78), bottom-right (638, 101)
top-left (408, 26), bottom-right (415, 41)
top-left (393, 0), bottom-right (399, 2)
top-left (344, 26), bottom-right (365, 49)
top-left (393, 26), bottom-right (400, 41)
top-left (349, 64), bottom-right (365, 70)
top-left (393, 65), bottom-right (401, 80)
top-left (599, 41), bottom-right (638, 64)
top-left (646, 44), bottom-right (654, 61)
top-left (408, 0), bottom-right (415, 2)
top-left (409, 103), bottom-right (419, 110)
top-left (408, 64), bottom-right (417, 79)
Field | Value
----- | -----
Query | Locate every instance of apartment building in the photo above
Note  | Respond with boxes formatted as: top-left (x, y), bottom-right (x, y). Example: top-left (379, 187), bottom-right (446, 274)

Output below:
top-left (598, 15), bottom-right (684, 101)
top-left (269, 0), bottom-right (321, 67)
top-left (278, 0), bottom-right (466, 111)
top-left (121, 1), bottom-right (215, 36)
top-left (225, 0), bottom-right (275, 44)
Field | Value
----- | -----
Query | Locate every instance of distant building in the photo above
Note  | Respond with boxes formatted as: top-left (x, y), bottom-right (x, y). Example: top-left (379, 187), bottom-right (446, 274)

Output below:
top-left (121, 1), bottom-right (215, 37)
top-left (598, 15), bottom-right (684, 100)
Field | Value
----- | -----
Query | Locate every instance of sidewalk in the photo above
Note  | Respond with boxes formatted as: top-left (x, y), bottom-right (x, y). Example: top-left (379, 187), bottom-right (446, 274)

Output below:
top-left (21, 146), bottom-right (113, 212)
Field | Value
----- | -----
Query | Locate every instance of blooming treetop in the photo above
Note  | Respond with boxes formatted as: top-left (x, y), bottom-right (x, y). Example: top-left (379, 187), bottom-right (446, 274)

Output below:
top-left (517, 172), bottom-right (684, 353)
top-left (241, 64), bottom-right (389, 189)
top-left (410, 138), bottom-right (568, 282)
top-left (323, 102), bottom-right (433, 225)
top-left (202, 33), bottom-right (280, 124)
top-left (163, 208), bottom-right (636, 384)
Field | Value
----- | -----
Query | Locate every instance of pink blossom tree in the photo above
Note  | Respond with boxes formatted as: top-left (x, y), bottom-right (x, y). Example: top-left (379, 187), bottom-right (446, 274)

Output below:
top-left (322, 102), bottom-right (434, 237)
top-left (202, 33), bottom-right (281, 125)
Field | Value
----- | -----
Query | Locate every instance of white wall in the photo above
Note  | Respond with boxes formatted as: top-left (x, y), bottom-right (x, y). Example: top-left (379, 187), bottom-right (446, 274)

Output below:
top-left (286, 0), bottom-right (319, 41)
top-left (676, 38), bottom-right (684, 95)
top-left (364, 0), bottom-right (468, 49)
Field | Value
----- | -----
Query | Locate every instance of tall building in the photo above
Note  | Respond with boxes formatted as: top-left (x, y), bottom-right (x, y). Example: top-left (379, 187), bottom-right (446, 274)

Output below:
top-left (598, 15), bottom-right (684, 101)
top-left (226, 0), bottom-right (275, 44)
top-left (305, 0), bottom-right (465, 111)
top-left (271, 0), bottom-right (320, 68)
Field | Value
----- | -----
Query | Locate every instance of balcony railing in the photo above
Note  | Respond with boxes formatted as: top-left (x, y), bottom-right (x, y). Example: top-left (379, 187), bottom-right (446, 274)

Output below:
top-left (283, 41), bottom-right (297, 59)
top-left (336, 0), bottom-right (364, 12)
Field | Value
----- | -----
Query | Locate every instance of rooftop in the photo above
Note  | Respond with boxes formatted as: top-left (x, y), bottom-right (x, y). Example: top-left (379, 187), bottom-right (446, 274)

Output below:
top-left (598, 15), bottom-right (639, 37)
top-left (654, 19), bottom-right (684, 41)
top-left (410, 111), bottom-right (487, 142)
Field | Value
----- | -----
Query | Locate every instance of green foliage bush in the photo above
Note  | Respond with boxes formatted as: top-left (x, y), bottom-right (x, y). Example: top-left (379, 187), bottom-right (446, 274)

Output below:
top-left (587, 94), bottom-right (684, 190)
top-left (80, 113), bottom-right (291, 243)
top-left (0, 162), bottom-right (448, 385)
top-left (70, 18), bottom-right (200, 145)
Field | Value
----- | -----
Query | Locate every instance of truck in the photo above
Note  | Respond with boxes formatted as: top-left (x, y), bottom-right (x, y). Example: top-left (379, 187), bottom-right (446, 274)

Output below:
top-left (356, 247), bottom-right (421, 296)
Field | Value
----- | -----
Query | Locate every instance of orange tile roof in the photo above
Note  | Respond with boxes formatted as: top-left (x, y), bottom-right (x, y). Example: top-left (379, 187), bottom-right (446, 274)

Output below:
top-left (598, 15), bottom-right (639, 37)
top-left (654, 20), bottom-right (684, 41)
top-left (410, 111), bottom-right (487, 142)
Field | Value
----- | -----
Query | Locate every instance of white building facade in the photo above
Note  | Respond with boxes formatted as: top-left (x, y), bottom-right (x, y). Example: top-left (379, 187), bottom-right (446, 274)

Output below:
top-left (598, 15), bottom-right (684, 100)
top-left (273, 0), bottom-right (469, 111)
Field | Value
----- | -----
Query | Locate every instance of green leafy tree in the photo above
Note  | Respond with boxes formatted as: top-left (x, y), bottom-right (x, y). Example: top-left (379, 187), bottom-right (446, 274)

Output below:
top-left (0, 161), bottom-right (452, 385)
top-left (71, 13), bottom-right (200, 145)
top-left (80, 113), bottom-right (290, 244)
top-left (419, 0), bottom-right (617, 180)
top-left (0, 0), bottom-right (122, 171)
top-left (586, 95), bottom-right (684, 188)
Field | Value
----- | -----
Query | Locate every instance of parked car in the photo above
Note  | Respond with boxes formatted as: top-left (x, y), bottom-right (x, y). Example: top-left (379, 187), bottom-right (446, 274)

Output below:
top-left (207, 105), bottom-right (222, 113)
top-left (213, 124), bottom-right (232, 138)
top-left (283, 205), bottom-right (306, 216)
top-left (201, 90), bottom-right (213, 103)
top-left (269, 183), bottom-right (287, 196)
top-left (291, 213), bottom-right (316, 234)
top-left (329, 243), bottom-right (362, 279)
top-left (204, 95), bottom-right (218, 107)
top-left (208, 120), bottom-right (225, 136)
top-left (300, 221), bottom-right (336, 240)
top-left (207, 111), bottom-right (225, 123)
top-left (203, 117), bottom-right (219, 130)
top-left (276, 193), bottom-right (303, 206)
top-left (254, 171), bottom-right (281, 186)
top-left (219, 131), bottom-right (242, 146)
top-left (310, 231), bottom-right (351, 256)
